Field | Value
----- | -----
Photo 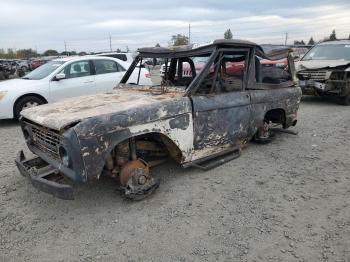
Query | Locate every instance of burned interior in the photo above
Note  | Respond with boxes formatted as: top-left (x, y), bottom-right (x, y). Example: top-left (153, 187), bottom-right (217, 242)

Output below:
top-left (122, 42), bottom-right (294, 93)
top-left (15, 39), bottom-right (302, 200)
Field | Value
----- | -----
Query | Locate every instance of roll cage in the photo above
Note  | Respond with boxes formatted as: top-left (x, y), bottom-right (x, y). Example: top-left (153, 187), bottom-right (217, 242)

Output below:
top-left (120, 40), bottom-right (295, 96)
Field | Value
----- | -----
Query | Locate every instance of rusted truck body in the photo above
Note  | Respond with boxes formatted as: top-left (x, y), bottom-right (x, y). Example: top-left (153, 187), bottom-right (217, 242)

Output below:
top-left (16, 39), bottom-right (301, 200)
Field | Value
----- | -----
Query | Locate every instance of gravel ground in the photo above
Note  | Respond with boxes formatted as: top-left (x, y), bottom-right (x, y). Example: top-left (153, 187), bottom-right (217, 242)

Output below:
top-left (0, 96), bottom-right (349, 262)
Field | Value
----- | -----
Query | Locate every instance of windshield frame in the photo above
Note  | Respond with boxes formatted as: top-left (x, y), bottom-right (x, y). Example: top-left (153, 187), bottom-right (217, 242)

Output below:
top-left (301, 43), bottom-right (350, 61)
top-left (120, 47), bottom-right (217, 94)
top-left (23, 60), bottom-right (65, 80)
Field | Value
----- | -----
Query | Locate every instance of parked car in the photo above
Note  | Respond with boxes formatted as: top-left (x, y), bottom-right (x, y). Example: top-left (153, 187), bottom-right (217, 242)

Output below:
top-left (160, 51), bottom-right (290, 82)
top-left (160, 57), bottom-right (209, 78)
top-left (0, 56), bottom-right (151, 119)
top-left (96, 52), bottom-right (134, 63)
top-left (0, 61), bottom-right (12, 80)
top-left (16, 60), bottom-right (31, 71)
top-left (15, 39), bottom-right (301, 200)
top-left (295, 40), bottom-right (350, 105)
top-left (30, 59), bottom-right (49, 70)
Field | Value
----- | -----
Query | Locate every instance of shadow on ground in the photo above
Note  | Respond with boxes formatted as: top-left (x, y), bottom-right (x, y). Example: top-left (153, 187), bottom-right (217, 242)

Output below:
top-left (0, 119), bottom-right (19, 127)
top-left (301, 95), bottom-right (344, 106)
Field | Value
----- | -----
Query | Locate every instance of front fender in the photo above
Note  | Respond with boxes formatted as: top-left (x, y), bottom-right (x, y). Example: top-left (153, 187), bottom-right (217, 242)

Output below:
top-left (73, 113), bottom-right (194, 179)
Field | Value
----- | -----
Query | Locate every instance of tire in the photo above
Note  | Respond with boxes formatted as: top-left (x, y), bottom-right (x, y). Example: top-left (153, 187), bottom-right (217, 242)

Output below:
top-left (21, 66), bottom-right (27, 72)
top-left (0, 72), bottom-right (5, 80)
top-left (339, 92), bottom-right (350, 106)
top-left (17, 69), bottom-right (25, 78)
top-left (14, 96), bottom-right (45, 119)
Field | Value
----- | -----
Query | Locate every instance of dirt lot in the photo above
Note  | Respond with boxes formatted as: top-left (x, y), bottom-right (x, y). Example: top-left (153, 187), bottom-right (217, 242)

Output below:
top-left (0, 96), bottom-right (349, 262)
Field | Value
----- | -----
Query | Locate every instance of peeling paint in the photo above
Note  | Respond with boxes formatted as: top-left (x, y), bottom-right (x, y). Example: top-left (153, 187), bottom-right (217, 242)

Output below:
top-left (18, 40), bottom-right (302, 192)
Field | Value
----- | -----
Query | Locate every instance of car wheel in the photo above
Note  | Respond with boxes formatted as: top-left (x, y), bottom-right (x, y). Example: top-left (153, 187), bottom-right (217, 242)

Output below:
top-left (253, 121), bottom-right (275, 144)
top-left (21, 66), bottom-right (27, 72)
top-left (0, 72), bottom-right (5, 80)
top-left (339, 92), bottom-right (350, 106)
top-left (14, 96), bottom-right (45, 119)
top-left (17, 69), bottom-right (25, 77)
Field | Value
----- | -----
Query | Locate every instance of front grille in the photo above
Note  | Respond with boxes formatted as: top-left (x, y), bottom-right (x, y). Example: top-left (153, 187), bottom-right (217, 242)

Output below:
top-left (25, 121), bottom-right (62, 161)
top-left (297, 70), bottom-right (328, 81)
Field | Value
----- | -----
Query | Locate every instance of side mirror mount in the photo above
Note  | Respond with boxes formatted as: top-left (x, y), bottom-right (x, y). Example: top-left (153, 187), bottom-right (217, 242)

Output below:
top-left (55, 73), bottom-right (66, 81)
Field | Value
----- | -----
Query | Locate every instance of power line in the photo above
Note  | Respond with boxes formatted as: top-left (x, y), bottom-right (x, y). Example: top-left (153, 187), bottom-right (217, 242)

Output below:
top-left (285, 32), bottom-right (288, 45)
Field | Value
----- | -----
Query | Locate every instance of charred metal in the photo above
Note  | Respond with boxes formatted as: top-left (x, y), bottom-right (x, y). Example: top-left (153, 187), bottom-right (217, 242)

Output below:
top-left (16, 39), bottom-right (302, 200)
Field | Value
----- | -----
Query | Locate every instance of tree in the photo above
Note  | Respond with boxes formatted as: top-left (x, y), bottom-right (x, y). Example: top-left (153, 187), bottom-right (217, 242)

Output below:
top-left (43, 49), bottom-right (59, 56)
top-left (294, 40), bottom-right (305, 45)
top-left (61, 51), bottom-right (70, 56)
top-left (116, 48), bottom-right (122, 53)
top-left (224, 29), bottom-right (233, 40)
top-left (329, 29), bottom-right (337, 41)
top-left (171, 34), bottom-right (189, 46)
top-left (155, 43), bottom-right (161, 47)
top-left (15, 49), bottom-right (37, 59)
top-left (307, 37), bottom-right (315, 45)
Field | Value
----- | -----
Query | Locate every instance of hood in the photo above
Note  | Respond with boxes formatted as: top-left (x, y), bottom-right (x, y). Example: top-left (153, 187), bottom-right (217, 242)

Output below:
top-left (296, 60), bottom-right (350, 71)
top-left (0, 78), bottom-right (41, 92)
top-left (21, 88), bottom-right (189, 131)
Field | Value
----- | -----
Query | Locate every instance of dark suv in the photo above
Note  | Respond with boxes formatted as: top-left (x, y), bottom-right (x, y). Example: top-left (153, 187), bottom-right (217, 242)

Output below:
top-left (296, 40), bottom-right (350, 105)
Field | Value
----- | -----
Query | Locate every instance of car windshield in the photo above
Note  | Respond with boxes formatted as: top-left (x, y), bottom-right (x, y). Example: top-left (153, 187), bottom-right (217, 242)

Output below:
top-left (23, 61), bottom-right (64, 80)
top-left (302, 44), bottom-right (350, 61)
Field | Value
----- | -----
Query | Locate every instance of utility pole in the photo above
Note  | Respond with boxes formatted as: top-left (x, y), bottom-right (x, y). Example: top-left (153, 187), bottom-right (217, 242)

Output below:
top-left (284, 32), bottom-right (288, 46)
top-left (109, 34), bottom-right (112, 52)
top-left (64, 41), bottom-right (67, 55)
top-left (188, 24), bottom-right (191, 45)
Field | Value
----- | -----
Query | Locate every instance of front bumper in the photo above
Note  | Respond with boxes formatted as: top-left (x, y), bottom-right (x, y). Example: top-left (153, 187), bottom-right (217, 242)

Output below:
top-left (299, 79), bottom-right (349, 97)
top-left (15, 150), bottom-right (74, 200)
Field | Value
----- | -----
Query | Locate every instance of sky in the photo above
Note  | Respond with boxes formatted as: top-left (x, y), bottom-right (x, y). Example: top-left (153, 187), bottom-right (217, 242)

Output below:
top-left (0, 0), bottom-right (349, 53)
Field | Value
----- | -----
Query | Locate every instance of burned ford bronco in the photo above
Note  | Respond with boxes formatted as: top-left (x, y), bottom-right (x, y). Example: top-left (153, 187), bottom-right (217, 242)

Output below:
top-left (16, 39), bottom-right (301, 200)
top-left (296, 40), bottom-right (350, 105)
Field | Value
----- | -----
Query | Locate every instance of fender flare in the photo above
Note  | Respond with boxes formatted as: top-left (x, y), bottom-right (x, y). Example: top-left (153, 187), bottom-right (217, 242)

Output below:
top-left (77, 127), bottom-right (190, 180)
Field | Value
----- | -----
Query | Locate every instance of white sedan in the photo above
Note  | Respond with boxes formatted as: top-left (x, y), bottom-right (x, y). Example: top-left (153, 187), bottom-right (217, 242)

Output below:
top-left (0, 56), bottom-right (152, 119)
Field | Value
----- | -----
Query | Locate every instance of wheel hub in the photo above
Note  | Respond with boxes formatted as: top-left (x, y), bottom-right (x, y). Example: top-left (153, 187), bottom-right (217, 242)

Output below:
top-left (119, 159), bottom-right (159, 200)
top-left (22, 101), bottom-right (39, 110)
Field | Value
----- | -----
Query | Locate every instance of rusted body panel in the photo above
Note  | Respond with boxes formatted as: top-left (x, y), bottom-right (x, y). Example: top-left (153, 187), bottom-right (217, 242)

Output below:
top-left (191, 92), bottom-right (250, 151)
top-left (17, 39), bottom-right (302, 199)
top-left (249, 87), bottom-right (301, 130)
